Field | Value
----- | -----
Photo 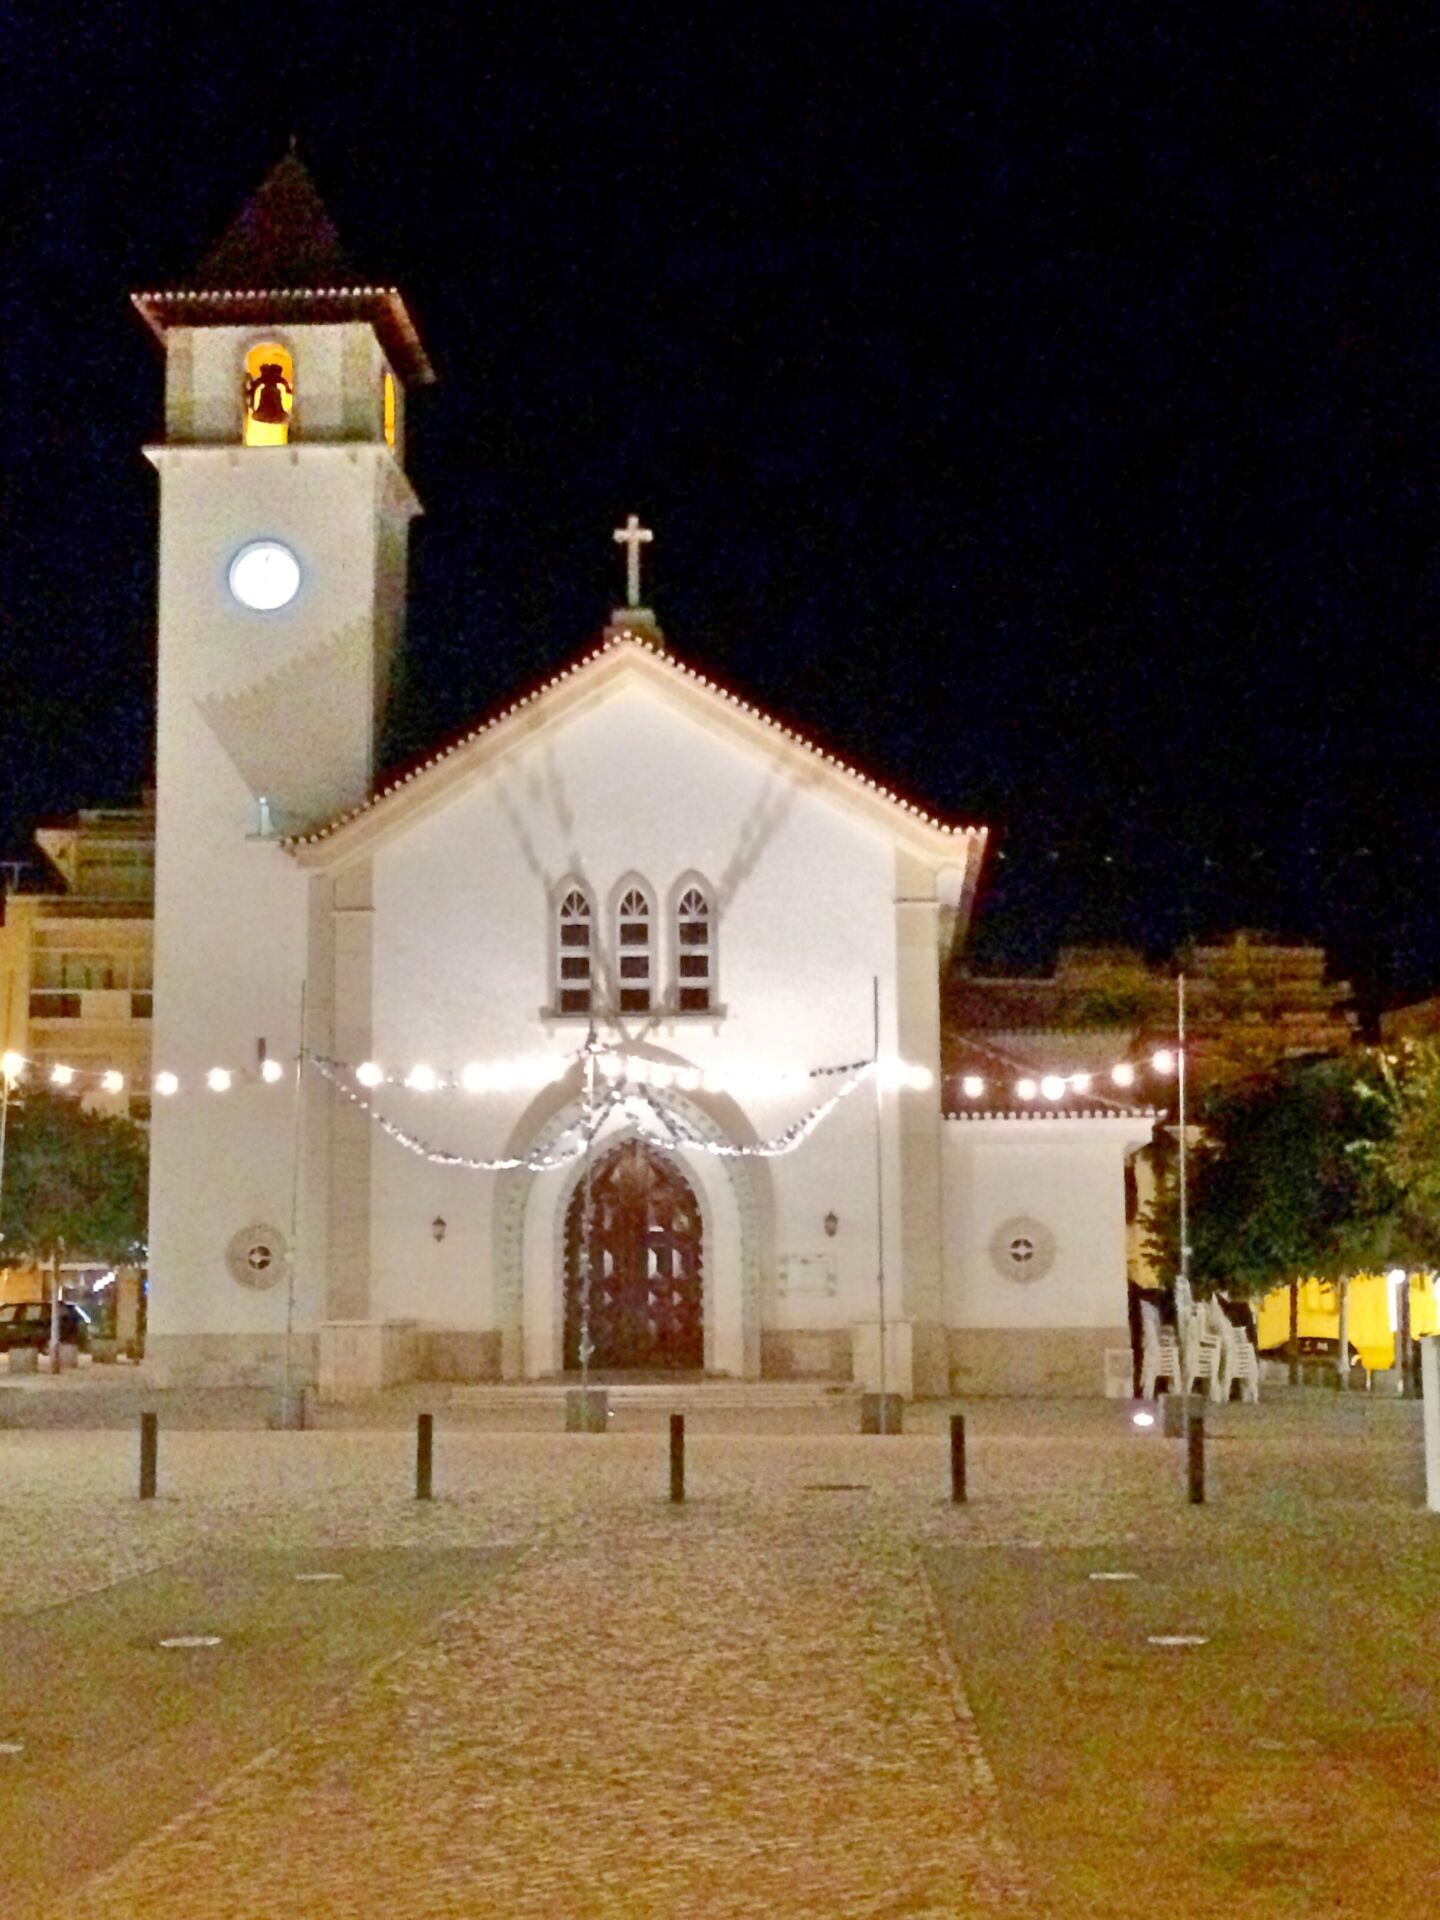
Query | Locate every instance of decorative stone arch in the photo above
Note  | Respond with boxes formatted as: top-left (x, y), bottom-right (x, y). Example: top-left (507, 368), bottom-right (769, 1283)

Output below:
top-left (492, 1083), bottom-right (767, 1379)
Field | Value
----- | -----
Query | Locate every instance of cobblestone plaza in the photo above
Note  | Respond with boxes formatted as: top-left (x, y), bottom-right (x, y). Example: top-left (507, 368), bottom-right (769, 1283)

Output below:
top-left (1, 1395), bottom-right (1436, 1917)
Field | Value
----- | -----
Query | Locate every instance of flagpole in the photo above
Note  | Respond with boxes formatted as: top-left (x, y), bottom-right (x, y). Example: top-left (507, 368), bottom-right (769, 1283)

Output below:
top-left (872, 976), bottom-right (888, 1432)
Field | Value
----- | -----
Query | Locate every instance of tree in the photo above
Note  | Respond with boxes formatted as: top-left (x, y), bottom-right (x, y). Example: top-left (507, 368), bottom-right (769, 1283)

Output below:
top-left (0, 1086), bottom-right (148, 1268)
top-left (1143, 1055), bottom-right (1396, 1298)
top-left (1353, 1039), bottom-right (1440, 1271)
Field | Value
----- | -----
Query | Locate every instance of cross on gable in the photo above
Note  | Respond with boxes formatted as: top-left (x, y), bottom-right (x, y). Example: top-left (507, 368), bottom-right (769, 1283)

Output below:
top-left (613, 514), bottom-right (653, 609)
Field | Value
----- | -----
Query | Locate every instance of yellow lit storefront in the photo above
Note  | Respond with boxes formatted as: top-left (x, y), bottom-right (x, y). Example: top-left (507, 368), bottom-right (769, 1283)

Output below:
top-left (1255, 1273), bottom-right (1439, 1372)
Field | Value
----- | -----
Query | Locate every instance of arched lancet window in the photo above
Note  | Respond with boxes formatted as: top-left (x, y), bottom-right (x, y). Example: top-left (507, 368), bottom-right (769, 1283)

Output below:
top-left (557, 888), bottom-right (594, 1014)
top-left (616, 886), bottom-right (653, 1013)
top-left (676, 886), bottom-right (713, 1012)
top-left (243, 341), bottom-right (295, 447)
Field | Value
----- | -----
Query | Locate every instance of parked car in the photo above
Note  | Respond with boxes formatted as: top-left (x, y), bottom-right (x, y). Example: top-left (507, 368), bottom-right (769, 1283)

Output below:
top-left (0, 1302), bottom-right (93, 1351)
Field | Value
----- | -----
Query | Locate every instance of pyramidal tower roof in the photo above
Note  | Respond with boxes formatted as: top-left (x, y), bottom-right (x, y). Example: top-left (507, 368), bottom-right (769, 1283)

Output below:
top-left (133, 153), bottom-right (435, 384)
top-left (197, 153), bottom-right (354, 289)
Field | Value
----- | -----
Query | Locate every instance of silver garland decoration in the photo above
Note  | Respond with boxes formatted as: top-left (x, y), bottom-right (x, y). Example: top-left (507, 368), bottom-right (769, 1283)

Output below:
top-left (309, 1049), bottom-right (874, 1169)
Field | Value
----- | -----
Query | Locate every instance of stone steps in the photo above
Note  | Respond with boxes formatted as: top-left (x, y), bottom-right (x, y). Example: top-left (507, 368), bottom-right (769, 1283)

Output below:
top-left (448, 1381), bottom-right (861, 1412)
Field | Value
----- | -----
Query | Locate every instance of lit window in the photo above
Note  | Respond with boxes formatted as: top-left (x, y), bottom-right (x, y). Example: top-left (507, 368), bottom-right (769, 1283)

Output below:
top-left (382, 371), bottom-right (397, 449)
top-left (616, 888), bottom-right (652, 1013)
top-left (675, 886), bottom-right (712, 1012)
top-left (243, 342), bottom-right (294, 447)
top-left (557, 888), bottom-right (593, 1014)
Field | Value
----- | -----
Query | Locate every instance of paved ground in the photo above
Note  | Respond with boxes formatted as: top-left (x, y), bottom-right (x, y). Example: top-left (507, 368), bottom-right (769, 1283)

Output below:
top-left (0, 1393), bottom-right (1433, 1917)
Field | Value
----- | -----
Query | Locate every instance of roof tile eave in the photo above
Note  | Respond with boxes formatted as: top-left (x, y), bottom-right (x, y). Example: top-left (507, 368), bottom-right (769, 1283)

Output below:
top-left (944, 1105), bottom-right (1156, 1123)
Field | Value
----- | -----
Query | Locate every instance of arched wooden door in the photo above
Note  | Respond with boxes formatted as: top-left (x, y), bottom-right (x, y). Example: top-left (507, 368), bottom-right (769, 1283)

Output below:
top-left (564, 1141), bottom-right (703, 1371)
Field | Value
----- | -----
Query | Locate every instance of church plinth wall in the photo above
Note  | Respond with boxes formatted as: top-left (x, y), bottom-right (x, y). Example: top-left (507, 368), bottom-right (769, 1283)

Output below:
top-left (145, 1330), bottom-right (319, 1391)
top-left (760, 1329), bottom-right (853, 1380)
top-left (946, 1326), bottom-right (1126, 1397)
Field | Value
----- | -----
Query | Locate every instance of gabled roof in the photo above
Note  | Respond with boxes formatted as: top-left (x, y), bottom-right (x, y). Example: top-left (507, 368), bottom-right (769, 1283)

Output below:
top-left (285, 621), bottom-right (987, 874)
top-left (133, 155), bottom-right (435, 385)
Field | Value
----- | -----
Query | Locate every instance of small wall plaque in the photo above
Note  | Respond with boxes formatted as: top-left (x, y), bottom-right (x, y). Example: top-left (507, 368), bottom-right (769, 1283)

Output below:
top-left (777, 1253), bottom-right (838, 1297)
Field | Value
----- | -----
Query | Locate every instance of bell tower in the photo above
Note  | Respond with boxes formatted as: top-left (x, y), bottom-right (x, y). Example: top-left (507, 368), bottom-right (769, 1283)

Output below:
top-left (135, 154), bottom-right (433, 830)
top-left (135, 158), bottom-right (434, 1384)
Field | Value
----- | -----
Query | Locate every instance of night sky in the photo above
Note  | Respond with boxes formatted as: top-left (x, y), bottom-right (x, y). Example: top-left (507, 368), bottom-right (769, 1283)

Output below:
top-left (3, 5), bottom-right (1435, 1013)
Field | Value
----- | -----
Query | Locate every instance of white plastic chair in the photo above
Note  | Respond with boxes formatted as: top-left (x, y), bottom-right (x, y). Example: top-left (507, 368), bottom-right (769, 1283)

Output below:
top-left (1139, 1300), bottom-right (1182, 1400)
top-left (1209, 1297), bottom-right (1260, 1403)
top-left (1181, 1307), bottom-right (1223, 1398)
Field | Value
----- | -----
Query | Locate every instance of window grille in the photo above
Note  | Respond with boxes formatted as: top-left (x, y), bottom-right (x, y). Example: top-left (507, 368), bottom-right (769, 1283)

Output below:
top-left (617, 887), bottom-right (652, 1013)
top-left (676, 887), bottom-right (712, 1011)
top-left (557, 888), bottom-right (593, 1014)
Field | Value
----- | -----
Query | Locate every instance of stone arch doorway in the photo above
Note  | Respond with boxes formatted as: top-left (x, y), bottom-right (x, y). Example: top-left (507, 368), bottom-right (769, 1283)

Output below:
top-left (564, 1141), bottom-right (703, 1371)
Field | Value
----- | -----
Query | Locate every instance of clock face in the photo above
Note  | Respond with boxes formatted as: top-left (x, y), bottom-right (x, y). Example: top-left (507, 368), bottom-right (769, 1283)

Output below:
top-left (228, 540), bottom-right (301, 612)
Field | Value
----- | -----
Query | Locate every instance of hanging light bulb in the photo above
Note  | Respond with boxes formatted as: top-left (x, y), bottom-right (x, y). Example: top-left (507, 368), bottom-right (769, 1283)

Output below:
top-left (1070, 1073), bottom-right (1092, 1093)
top-left (1, 1051), bottom-right (24, 1084)
top-left (50, 1064), bottom-right (75, 1087)
top-left (154, 1071), bottom-right (179, 1097)
top-left (260, 1059), bottom-right (285, 1084)
top-left (1040, 1075), bottom-right (1066, 1101)
top-left (356, 1061), bottom-right (385, 1088)
top-left (405, 1065), bottom-right (438, 1093)
top-left (1111, 1062), bottom-right (1136, 1088)
top-left (1016, 1077), bottom-right (1038, 1100)
top-left (961, 1074), bottom-right (985, 1098)
top-left (460, 1061), bottom-right (488, 1093)
top-left (207, 1067), bottom-right (232, 1093)
top-left (100, 1069), bottom-right (125, 1095)
top-left (1151, 1049), bottom-right (1175, 1075)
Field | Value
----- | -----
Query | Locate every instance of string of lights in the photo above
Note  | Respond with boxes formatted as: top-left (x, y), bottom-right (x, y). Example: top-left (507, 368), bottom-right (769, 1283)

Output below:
top-left (955, 1048), bottom-right (1181, 1105)
top-left (0, 1041), bottom-right (926, 1101)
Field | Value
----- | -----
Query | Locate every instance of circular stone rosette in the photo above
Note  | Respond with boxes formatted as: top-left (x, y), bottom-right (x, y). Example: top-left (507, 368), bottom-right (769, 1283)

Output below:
top-left (225, 1224), bottom-right (287, 1290)
top-left (988, 1214), bottom-right (1057, 1284)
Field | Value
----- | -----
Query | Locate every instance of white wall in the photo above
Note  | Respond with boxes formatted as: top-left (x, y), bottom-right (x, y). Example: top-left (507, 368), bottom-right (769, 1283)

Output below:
top-left (147, 315), bottom-right (416, 1369)
top-left (358, 679), bottom-right (908, 1345)
top-left (942, 1116), bottom-right (1147, 1331)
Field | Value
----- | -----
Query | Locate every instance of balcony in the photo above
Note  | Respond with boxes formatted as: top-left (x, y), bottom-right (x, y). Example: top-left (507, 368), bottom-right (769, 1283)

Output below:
top-left (29, 989), bottom-right (148, 1023)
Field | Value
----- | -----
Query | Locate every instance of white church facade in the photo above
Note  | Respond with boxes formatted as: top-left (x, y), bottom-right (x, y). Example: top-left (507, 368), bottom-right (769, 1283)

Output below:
top-left (136, 160), bottom-right (1152, 1399)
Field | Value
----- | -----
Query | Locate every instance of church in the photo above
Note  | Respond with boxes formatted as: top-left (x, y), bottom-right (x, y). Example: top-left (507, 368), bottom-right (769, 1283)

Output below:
top-left (136, 159), bottom-right (1153, 1400)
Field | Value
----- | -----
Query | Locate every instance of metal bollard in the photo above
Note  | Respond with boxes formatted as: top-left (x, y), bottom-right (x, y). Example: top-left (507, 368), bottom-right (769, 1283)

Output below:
top-left (950, 1413), bottom-right (967, 1504)
top-left (1187, 1411), bottom-right (1205, 1505)
top-left (670, 1413), bottom-right (685, 1504)
top-left (139, 1411), bottom-right (158, 1500)
top-left (416, 1412), bottom-right (434, 1502)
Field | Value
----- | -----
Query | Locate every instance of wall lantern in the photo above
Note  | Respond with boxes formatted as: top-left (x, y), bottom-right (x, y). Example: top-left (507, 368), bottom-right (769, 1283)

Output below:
top-left (823, 1211), bottom-right (839, 1239)
top-left (431, 1216), bottom-right (447, 1244)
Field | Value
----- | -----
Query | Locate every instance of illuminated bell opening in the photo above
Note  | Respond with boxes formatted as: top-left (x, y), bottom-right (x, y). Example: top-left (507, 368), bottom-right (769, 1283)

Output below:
top-left (243, 341), bottom-right (294, 446)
